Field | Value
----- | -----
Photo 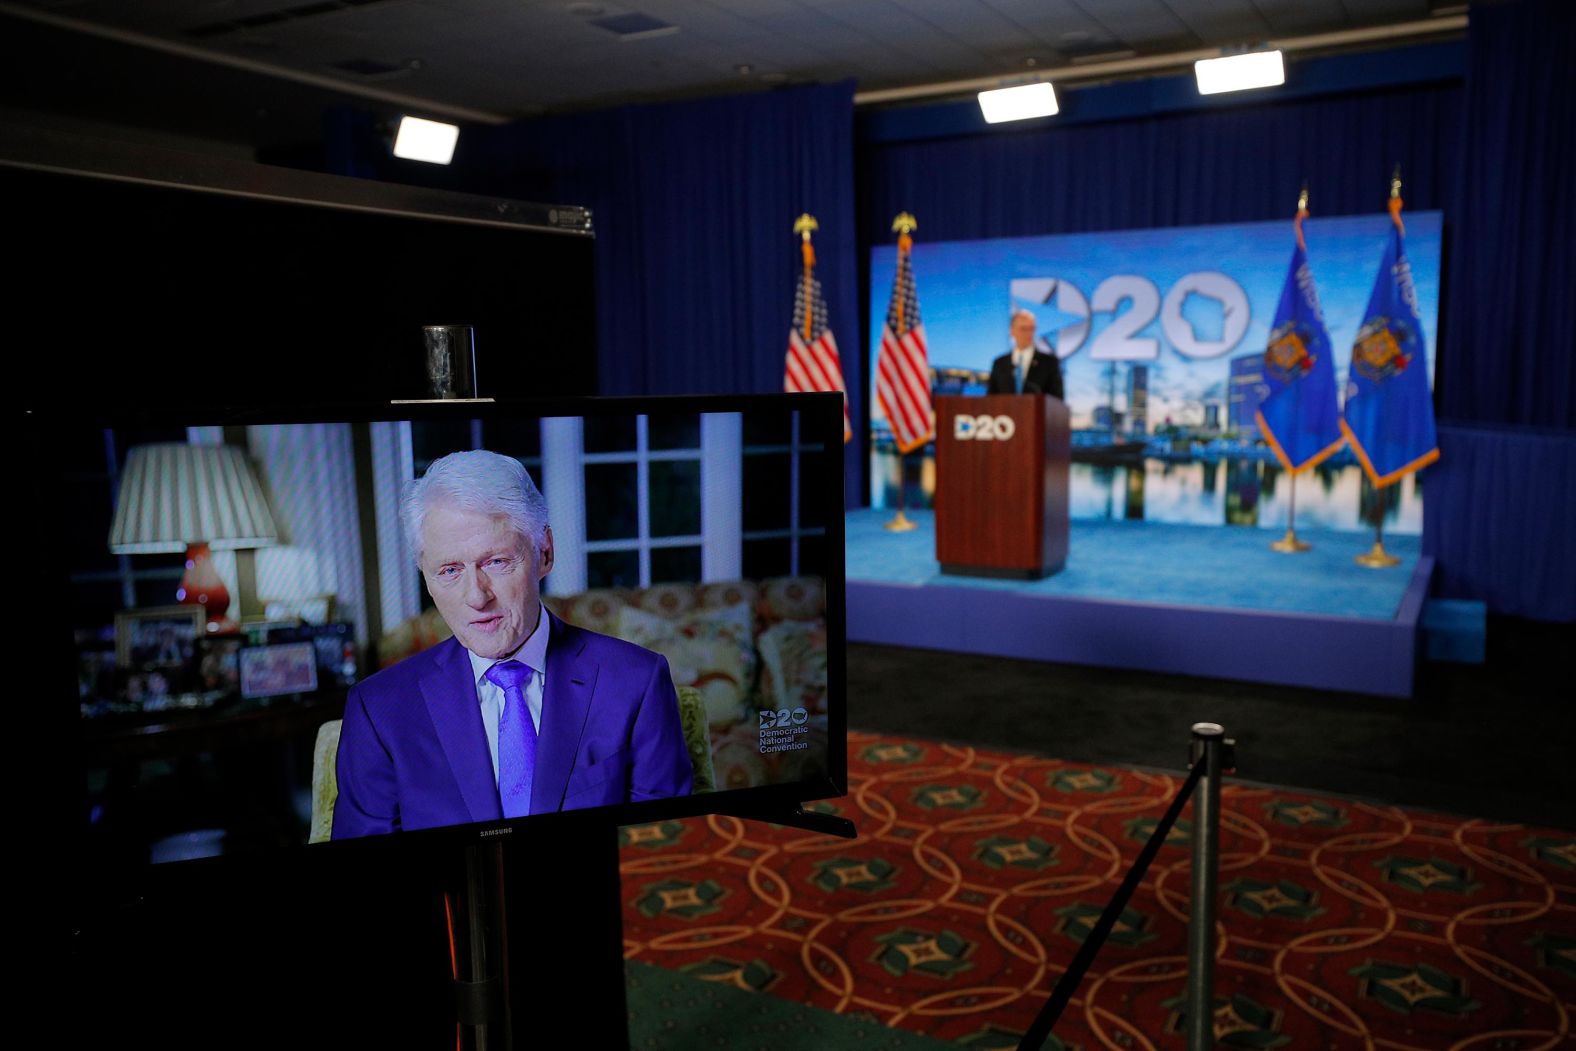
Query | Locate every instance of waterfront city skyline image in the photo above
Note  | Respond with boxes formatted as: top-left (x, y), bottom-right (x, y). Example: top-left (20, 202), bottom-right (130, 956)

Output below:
top-left (868, 212), bottom-right (1442, 534)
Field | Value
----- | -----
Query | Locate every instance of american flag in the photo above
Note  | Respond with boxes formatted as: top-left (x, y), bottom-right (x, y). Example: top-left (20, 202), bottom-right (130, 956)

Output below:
top-left (876, 222), bottom-right (933, 453)
top-left (784, 231), bottom-right (851, 442)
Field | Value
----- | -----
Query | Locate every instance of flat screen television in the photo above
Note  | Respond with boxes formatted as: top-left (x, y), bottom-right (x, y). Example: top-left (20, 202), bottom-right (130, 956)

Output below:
top-left (30, 393), bottom-right (847, 880)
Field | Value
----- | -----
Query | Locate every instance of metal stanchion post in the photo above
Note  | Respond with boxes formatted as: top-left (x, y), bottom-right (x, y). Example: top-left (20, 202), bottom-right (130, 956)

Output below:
top-left (1186, 722), bottom-right (1230, 1051)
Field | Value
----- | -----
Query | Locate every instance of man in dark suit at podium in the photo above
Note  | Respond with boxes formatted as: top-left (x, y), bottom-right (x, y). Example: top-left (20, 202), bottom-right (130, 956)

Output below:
top-left (988, 309), bottom-right (1064, 400)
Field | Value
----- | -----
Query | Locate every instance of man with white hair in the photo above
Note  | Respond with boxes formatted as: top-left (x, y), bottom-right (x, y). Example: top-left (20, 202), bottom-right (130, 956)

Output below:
top-left (332, 449), bottom-right (693, 838)
top-left (987, 308), bottom-right (1065, 399)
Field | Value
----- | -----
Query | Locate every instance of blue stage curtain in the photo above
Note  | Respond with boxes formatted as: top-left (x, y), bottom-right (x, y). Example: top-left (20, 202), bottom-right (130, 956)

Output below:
top-left (401, 83), bottom-right (863, 506)
top-left (1440, 0), bottom-right (1576, 429)
top-left (865, 83), bottom-right (1460, 244)
top-left (1422, 426), bottom-right (1576, 622)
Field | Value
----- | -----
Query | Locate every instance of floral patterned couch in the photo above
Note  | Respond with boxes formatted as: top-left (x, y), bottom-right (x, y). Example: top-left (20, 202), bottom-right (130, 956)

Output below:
top-left (376, 576), bottom-right (830, 794)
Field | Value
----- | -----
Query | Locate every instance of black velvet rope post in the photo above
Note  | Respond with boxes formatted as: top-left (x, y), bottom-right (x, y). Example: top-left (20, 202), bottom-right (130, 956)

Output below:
top-left (1016, 755), bottom-right (1208, 1051)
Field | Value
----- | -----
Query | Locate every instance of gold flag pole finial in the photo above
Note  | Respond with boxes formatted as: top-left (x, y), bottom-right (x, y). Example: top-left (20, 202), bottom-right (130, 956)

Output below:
top-left (885, 210), bottom-right (921, 533)
top-left (794, 214), bottom-right (818, 342)
top-left (1294, 182), bottom-right (1310, 252)
top-left (1387, 165), bottom-right (1405, 234)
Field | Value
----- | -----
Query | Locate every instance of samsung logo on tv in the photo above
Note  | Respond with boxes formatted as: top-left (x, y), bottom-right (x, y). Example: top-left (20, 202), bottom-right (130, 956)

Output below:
top-left (479, 828), bottom-right (513, 837)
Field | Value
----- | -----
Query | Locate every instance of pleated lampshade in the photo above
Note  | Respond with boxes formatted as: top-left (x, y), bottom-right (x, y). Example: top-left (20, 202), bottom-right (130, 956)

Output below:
top-left (109, 443), bottom-right (279, 553)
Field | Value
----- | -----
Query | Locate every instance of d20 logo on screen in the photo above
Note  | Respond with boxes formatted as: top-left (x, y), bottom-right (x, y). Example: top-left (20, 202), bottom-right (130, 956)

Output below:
top-left (1009, 271), bottom-right (1250, 361)
top-left (953, 414), bottom-right (1016, 441)
top-left (759, 707), bottom-right (810, 729)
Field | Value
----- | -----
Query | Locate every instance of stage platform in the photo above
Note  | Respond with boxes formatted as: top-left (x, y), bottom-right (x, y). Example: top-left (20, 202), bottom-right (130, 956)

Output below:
top-left (844, 508), bottom-right (1431, 697)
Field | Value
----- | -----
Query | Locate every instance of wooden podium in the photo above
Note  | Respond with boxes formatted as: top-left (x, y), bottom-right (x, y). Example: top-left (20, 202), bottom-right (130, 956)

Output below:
top-left (934, 394), bottom-right (1070, 579)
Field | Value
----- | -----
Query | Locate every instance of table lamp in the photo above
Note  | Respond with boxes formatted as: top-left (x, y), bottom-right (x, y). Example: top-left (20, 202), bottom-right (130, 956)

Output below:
top-left (109, 443), bottom-right (279, 632)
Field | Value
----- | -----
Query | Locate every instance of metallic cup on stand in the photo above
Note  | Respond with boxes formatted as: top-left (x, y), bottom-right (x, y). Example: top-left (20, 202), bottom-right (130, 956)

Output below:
top-left (423, 325), bottom-right (478, 399)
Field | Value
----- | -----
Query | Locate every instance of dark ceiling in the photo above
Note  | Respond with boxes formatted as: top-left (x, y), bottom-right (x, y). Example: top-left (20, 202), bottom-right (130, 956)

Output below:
top-left (1, 0), bottom-right (1468, 154)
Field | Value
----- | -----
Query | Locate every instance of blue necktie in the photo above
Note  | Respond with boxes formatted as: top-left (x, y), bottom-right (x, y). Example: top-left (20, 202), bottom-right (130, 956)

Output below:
top-left (484, 660), bottom-right (537, 817)
top-left (1015, 357), bottom-right (1026, 393)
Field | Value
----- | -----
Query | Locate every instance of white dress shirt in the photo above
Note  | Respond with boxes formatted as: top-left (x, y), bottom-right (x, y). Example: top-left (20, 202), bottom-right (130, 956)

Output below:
top-left (465, 602), bottom-right (550, 788)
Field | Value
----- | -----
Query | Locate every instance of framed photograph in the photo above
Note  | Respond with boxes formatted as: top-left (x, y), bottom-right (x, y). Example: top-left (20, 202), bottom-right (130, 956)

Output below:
top-left (115, 606), bottom-right (205, 670)
top-left (239, 641), bottom-right (320, 699)
top-left (263, 622), bottom-right (358, 687)
top-left (197, 636), bottom-right (244, 693)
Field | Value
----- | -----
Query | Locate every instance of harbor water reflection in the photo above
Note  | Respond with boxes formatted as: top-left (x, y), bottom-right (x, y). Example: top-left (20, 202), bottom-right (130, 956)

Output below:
top-left (872, 451), bottom-right (1422, 534)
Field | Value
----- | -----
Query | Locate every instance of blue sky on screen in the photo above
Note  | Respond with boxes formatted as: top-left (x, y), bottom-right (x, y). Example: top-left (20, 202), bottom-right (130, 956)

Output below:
top-left (868, 213), bottom-right (1442, 428)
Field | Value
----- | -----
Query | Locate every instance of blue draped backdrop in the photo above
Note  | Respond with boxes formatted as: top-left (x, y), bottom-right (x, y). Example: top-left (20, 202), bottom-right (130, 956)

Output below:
top-left (863, 83), bottom-right (1459, 242)
top-left (1423, 425), bottom-right (1575, 621)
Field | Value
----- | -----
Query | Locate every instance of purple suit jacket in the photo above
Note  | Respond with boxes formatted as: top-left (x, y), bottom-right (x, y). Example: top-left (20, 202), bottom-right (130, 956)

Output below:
top-left (332, 611), bottom-right (693, 838)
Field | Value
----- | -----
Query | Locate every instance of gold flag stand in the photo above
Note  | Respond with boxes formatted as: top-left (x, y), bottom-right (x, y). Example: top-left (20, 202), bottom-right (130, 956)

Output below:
top-left (884, 212), bottom-right (921, 534)
top-left (1355, 513), bottom-right (1401, 568)
top-left (885, 507), bottom-right (918, 532)
top-left (1270, 472), bottom-right (1311, 552)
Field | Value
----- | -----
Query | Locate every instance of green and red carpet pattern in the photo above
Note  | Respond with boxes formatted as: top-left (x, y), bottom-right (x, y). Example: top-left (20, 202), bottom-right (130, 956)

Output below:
top-left (619, 731), bottom-right (1576, 1049)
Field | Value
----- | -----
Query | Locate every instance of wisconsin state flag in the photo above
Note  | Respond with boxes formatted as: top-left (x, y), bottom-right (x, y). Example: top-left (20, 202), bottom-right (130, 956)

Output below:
top-left (1340, 211), bottom-right (1440, 487)
top-left (1256, 227), bottom-right (1343, 473)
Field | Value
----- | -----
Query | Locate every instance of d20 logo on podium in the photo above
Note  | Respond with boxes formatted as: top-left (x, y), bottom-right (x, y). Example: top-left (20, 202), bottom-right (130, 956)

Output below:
top-left (953, 414), bottom-right (1016, 441)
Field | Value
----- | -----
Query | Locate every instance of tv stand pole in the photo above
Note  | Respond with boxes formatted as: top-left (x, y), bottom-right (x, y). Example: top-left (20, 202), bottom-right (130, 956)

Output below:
top-left (452, 841), bottom-right (509, 1049)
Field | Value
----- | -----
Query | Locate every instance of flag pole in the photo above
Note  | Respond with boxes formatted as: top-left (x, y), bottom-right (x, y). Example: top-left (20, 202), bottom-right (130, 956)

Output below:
top-left (884, 212), bottom-right (920, 533)
top-left (1272, 184), bottom-right (1313, 554)
top-left (1357, 497), bottom-right (1401, 567)
top-left (1356, 168), bottom-right (1405, 569)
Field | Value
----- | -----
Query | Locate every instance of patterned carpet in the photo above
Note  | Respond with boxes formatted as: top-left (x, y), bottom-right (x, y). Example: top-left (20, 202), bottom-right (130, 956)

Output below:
top-left (618, 731), bottom-right (1576, 1050)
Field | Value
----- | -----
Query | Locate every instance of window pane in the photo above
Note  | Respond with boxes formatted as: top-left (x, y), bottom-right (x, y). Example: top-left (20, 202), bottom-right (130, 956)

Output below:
top-left (114, 425), bottom-right (192, 467)
top-left (798, 448), bottom-right (830, 529)
top-left (650, 546), bottom-right (701, 585)
top-left (648, 460), bottom-right (700, 537)
top-left (73, 581), bottom-right (131, 632)
top-left (71, 478), bottom-right (120, 575)
top-left (797, 534), bottom-right (827, 578)
top-left (744, 411), bottom-right (792, 447)
top-left (583, 415), bottom-right (636, 453)
top-left (482, 417), bottom-right (540, 460)
top-left (585, 463), bottom-right (638, 541)
top-left (412, 419), bottom-right (474, 475)
top-left (743, 538), bottom-right (790, 580)
top-left (587, 549), bottom-right (639, 590)
top-left (648, 413), bottom-right (699, 450)
top-left (134, 574), bottom-right (185, 610)
top-left (742, 453), bottom-right (791, 532)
